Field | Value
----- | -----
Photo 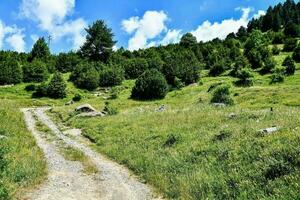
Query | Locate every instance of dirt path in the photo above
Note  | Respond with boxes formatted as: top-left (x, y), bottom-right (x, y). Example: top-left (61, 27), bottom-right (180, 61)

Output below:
top-left (21, 108), bottom-right (158, 200)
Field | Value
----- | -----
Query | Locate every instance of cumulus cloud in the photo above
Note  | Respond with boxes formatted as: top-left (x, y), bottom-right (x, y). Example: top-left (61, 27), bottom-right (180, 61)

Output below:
top-left (160, 29), bottom-right (182, 45)
top-left (20, 0), bottom-right (87, 49)
top-left (0, 20), bottom-right (26, 52)
top-left (122, 11), bottom-right (168, 50)
top-left (191, 8), bottom-right (251, 42)
top-left (253, 10), bottom-right (266, 19)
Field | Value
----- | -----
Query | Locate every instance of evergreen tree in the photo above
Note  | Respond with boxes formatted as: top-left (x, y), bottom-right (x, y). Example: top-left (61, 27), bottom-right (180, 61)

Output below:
top-left (0, 59), bottom-right (22, 85)
top-left (180, 33), bottom-right (197, 47)
top-left (47, 72), bottom-right (67, 99)
top-left (29, 37), bottom-right (50, 62)
top-left (282, 56), bottom-right (296, 75)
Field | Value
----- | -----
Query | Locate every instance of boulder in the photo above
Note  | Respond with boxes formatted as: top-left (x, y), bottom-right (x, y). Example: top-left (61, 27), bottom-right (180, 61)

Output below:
top-left (75, 104), bottom-right (97, 113)
top-left (228, 113), bottom-right (237, 119)
top-left (258, 127), bottom-right (279, 135)
top-left (77, 111), bottom-right (107, 117)
top-left (65, 100), bottom-right (74, 106)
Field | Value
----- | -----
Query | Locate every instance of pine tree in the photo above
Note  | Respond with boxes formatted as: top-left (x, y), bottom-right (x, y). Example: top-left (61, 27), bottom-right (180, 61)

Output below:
top-left (47, 72), bottom-right (67, 99)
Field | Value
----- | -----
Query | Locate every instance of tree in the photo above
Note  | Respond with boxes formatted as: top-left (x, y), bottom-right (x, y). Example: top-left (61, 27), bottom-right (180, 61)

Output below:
top-left (123, 58), bottom-right (149, 79)
top-left (211, 84), bottom-right (234, 105)
top-left (99, 66), bottom-right (124, 87)
top-left (292, 45), bottom-right (300, 62)
top-left (261, 57), bottom-right (276, 75)
top-left (23, 60), bottom-right (49, 83)
top-left (180, 33), bottom-right (197, 47)
top-left (209, 59), bottom-right (227, 77)
top-left (80, 20), bottom-right (116, 63)
top-left (0, 58), bottom-right (22, 85)
top-left (235, 68), bottom-right (254, 86)
top-left (282, 56), bottom-right (296, 75)
top-left (272, 45), bottom-right (280, 55)
top-left (131, 69), bottom-right (168, 100)
top-left (283, 38), bottom-right (298, 52)
top-left (230, 56), bottom-right (250, 77)
top-left (70, 62), bottom-right (100, 90)
top-left (29, 37), bottom-right (50, 62)
top-left (270, 67), bottom-right (285, 84)
top-left (47, 72), bottom-right (67, 99)
top-left (284, 21), bottom-right (300, 37)
top-left (55, 52), bottom-right (80, 73)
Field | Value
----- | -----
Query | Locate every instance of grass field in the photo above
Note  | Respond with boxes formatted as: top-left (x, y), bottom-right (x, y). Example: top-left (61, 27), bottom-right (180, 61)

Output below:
top-left (1, 51), bottom-right (300, 199)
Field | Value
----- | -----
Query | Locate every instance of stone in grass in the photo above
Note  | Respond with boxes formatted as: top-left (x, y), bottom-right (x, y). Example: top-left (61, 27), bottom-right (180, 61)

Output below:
top-left (75, 104), bottom-right (97, 113)
top-left (212, 103), bottom-right (226, 107)
top-left (258, 127), bottom-right (279, 135)
top-left (65, 100), bottom-right (74, 106)
top-left (63, 129), bottom-right (82, 137)
top-left (77, 111), bottom-right (107, 117)
top-left (156, 105), bottom-right (167, 112)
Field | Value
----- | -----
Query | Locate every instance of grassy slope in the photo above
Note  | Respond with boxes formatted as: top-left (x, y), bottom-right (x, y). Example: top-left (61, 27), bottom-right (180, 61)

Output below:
top-left (0, 100), bottom-right (46, 200)
top-left (1, 52), bottom-right (300, 199)
top-left (46, 53), bottom-right (300, 199)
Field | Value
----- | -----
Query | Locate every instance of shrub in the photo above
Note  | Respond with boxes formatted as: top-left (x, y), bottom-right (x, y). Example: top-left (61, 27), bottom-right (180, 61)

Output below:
top-left (0, 59), bottom-right (22, 85)
top-left (230, 56), bottom-right (250, 77)
top-left (209, 60), bottom-right (227, 77)
top-left (72, 94), bottom-right (82, 102)
top-left (272, 32), bottom-right (285, 44)
top-left (55, 52), bottom-right (80, 73)
top-left (270, 67), bottom-right (285, 84)
top-left (47, 73), bottom-right (67, 99)
top-left (70, 62), bottom-right (99, 91)
top-left (103, 102), bottom-right (118, 115)
top-left (131, 69), bottom-right (169, 100)
top-left (173, 77), bottom-right (185, 90)
top-left (261, 57), bottom-right (276, 75)
top-left (283, 38), bottom-right (298, 52)
top-left (282, 56), bottom-right (295, 76)
top-left (235, 68), bottom-right (254, 86)
top-left (272, 45), bottom-right (280, 55)
top-left (284, 22), bottom-right (300, 37)
top-left (246, 49), bottom-right (263, 69)
top-left (23, 60), bottom-right (49, 83)
top-left (292, 45), bottom-right (300, 62)
top-left (211, 85), bottom-right (234, 105)
top-left (99, 66), bottom-right (124, 87)
top-left (32, 82), bottom-right (48, 98)
top-left (123, 58), bottom-right (148, 79)
top-left (24, 84), bottom-right (36, 91)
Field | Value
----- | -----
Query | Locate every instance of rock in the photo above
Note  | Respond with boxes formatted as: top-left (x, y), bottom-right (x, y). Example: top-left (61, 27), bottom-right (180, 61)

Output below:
top-left (228, 113), bottom-right (237, 119)
top-left (188, 83), bottom-right (198, 87)
top-left (63, 129), bottom-right (82, 137)
top-left (156, 105), bottom-right (166, 112)
top-left (0, 84), bottom-right (14, 88)
top-left (258, 127), bottom-right (279, 135)
top-left (75, 104), bottom-right (97, 113)
top-left (212, 103), bottom-right (226, 107)
top-left (94, 92), bottom-right (103, 97)
top-left (65, 100), bottom-right (74, 106)
top-left (77, 111), bottom-right (107, 117)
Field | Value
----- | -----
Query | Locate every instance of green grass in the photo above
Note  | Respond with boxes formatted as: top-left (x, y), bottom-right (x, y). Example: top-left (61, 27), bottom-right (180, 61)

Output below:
top-left (0, 101), bottom-right (46, 200)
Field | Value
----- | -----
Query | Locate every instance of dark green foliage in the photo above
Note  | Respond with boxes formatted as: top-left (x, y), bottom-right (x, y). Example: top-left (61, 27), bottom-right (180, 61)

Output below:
top-left (292, 45), bottom-right (300, 62)
top-left (29, 37), bottom-right (50, 62)
top-left (230, 56), bottom-right (250, 77)
top-left (70, 62), bottom-right (100, 91)
top-left (55, 52), bottom-right (80, 73)
top-left (173, 77), bottom-right (185, 90)
top-left (209, 60), bottom-right (227, 77)
top-left (283, 38), bottom-right (298, 52)
top-left (72, 94), bottom-right (82, 102)
top-left (272, 32), bottom-right (285, 44)
top-left (24, 84), bottom-right (36, 91)
top-left (147, 56), bottom-right (164, 71)
top-left (23, 60), bottom-right (49, 83)
top-left (235, 68), bottom-right (254, 86)
top-left (163, 133), bottom-right (180, 147)
top-left (282, 56), bottom-right (296, 75)
top-left (0, 184), bottom-right (10, 200)
top-left (270, 67), bottom-right (285, 84)
top-left (180, 33), bottom-right (197, 47)
top-left (123, 58), bottom-right (148, 79)
top-left (211, 85), bottom-right (234, 105)
top-left (32, 82), bottom-right (48, 98)
top-left (103, 102), bottom-right (118, 115)
top-left (99, 66), bottom-right (124, 87)
top-left (131, 69), bottom-right (168, 100)
top-left (80, 20), bottom-right (116, 63)
top-left (236, 26), bottom-right (248, 41)
top-left (163, 50), bottom-right (200, 85)
top-left (272, 45), bottom-right (280, 55)
top-left (47, 73), bottom-right (67, 99)
top-left (260, 57), bottom-right (276, 74)
top-left (284, 22), bottom-right (300, 37)
top-left (0, 59), bottom-right (22, 85)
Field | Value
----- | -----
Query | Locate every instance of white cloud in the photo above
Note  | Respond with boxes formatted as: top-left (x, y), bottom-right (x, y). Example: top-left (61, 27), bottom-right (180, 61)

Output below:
top-left (122, 11), bottom-right (168, 51)
top-left (20, 0), bottom-right (87, 49)
top-left (6, 32), bottom-right (26, 52)
top-left (160, 29), bottom-right (182, 45)
top-left (0, 20), bottom-right (26, 52)
top-left (253, 10), bottom-right (266, 19)
top-left (191, 8), bottom-right (251, 42)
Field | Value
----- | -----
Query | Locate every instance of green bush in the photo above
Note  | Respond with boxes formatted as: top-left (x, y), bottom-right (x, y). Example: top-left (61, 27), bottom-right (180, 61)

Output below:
top-left (123, 58), bottom-right (148, 79)
top-left (260, 57), bottom-right (276, 75)
top-left (0, 59), bottom-right (22, 85)
top-left (209, 60), bottom-right (227, 77)
top-left (23, 60), bottom-right (49, 83)
top-left (55, 52), bottom-right (80, 73)
top-left (283, 38), bottom-right (298, 52)
top-left (292, 45), bottom-right (300, 62)
top-left (230, 56), bottom-right (250, 77)
top-left (211, 85), bottom-right (234, 105)
top-left (99, 66), bottom-right (124, 87)
top-left (24, 84), bottom-right (36, 91)
top-left (131, 69), bottom-right (169, 100)
top-left (235, 68), bottom-right (254, 86)
top-left (272, 32), bottom-right (285, 44)
top-left (173, 77), bottom-right (185, 90)
top-left (32, 82), bottom-right (48, 98)
top-left (103, 102), bottom-right (118, 115)
top-left (272, 45), bottom-right (280, 55)
top-left (270, 67), bottom-right (285, 84)
top-left (70, 62), bottom-right (99, 91)
top-left (47, 73), bottom-right (67, 99)
top-left (72, 94), bottom-right (82, 102)
top-left (282, 56), bottom-right (296, 76)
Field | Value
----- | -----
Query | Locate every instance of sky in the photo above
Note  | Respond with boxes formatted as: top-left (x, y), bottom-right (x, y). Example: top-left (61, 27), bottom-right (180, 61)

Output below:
top-left (0, 0), bottom-right (285, 53)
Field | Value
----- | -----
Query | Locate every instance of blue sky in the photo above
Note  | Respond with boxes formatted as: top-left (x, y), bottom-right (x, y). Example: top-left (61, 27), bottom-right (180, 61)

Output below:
top-left (0, 0), bottom-right (284, 53)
